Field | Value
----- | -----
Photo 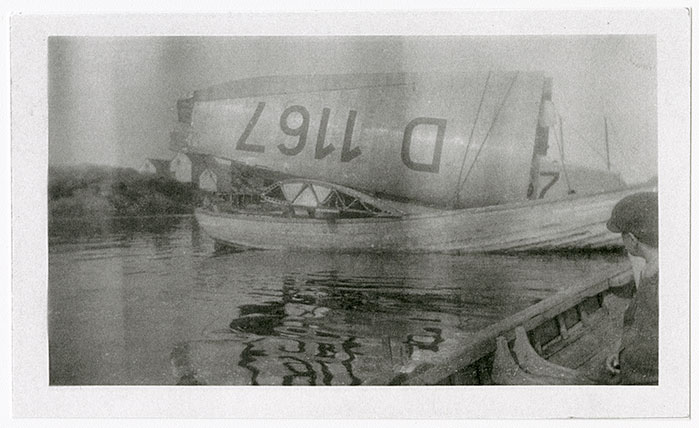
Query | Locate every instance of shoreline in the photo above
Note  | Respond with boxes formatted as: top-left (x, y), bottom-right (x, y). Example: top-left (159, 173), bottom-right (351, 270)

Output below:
top-left (49, 213), bottom-right (195, 221)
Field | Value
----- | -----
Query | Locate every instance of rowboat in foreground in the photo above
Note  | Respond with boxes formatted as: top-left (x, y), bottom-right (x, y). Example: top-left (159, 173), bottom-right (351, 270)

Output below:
top-left (196, 180), bottom-right (653, 253)
top-left (362, 263), bottom-right (633, 385)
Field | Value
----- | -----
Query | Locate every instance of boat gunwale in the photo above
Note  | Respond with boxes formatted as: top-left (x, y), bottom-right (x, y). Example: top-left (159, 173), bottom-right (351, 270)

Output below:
top-left (363, 265), bottom-right (634, 385)
top-left (196, 183), bottom-right (654, 225)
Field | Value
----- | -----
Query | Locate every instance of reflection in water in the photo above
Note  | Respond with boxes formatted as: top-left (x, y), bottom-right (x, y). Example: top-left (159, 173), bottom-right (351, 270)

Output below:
top-left (189, 271), bottom-right (451, 385)
top-left (49, 215), bottom-right (627, 385)
top-left (238, 341), bottom-right (265, 386)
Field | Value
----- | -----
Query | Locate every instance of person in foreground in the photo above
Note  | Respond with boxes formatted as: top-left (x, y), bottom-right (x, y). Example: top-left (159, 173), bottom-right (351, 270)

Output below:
top-left (492, 191), bottom-right (658, 385)
top-left (604, 191), bottom-right (658, 384)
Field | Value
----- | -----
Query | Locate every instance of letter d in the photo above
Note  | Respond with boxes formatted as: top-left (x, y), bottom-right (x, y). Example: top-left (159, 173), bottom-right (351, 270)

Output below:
top-left (401, 117), bottom-right (446, 173)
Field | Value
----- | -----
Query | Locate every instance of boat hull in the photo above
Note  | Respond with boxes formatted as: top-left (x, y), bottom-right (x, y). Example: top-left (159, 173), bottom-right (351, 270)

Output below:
top-left (195, 186), bottom-right (653, 253)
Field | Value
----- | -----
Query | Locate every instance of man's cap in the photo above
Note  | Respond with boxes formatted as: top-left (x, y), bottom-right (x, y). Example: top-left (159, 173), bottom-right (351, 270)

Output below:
top-left (606, 191), bottom-right (658, 247)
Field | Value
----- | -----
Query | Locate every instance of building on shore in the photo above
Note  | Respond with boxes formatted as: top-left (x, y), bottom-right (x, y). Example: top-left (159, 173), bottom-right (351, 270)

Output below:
top-left (145, 151), bottom-right (270, 205)
top-left (198, 161), bottom-right (233, 195)
top-left (139, 158), bottom-right (172, 179)
top-left (169, 152), bottom-right (234, 198)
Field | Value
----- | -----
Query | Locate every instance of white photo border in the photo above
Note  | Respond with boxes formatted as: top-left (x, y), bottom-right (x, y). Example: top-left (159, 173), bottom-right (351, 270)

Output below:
top-left (10, 9), bottom-right (690, 419)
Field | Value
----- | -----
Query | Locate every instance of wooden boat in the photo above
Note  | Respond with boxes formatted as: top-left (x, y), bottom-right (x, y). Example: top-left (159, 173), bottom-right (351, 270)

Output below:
top-left (361, 263), bottom-right (633, 385)
top-left (195, 181), bottom-right (652, 253)
top-left (173, 71), bottom-right (646, 253)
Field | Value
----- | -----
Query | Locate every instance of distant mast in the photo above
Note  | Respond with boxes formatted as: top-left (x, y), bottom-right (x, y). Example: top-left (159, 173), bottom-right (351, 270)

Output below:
top-left (558, 115), bottom-right (573, 194)
top-left (559, 115), bottom-right (565, 163)
top-left (604, 116), bottom-right (611, 171)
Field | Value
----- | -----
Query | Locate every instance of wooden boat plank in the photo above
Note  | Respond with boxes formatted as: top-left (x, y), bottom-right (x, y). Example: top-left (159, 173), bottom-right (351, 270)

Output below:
top-left (547, 294), bottom-right (626, 368)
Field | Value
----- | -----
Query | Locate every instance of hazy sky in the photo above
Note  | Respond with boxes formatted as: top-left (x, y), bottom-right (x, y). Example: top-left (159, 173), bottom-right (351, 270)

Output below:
top-left (48, 36), bottom-right (657, 183)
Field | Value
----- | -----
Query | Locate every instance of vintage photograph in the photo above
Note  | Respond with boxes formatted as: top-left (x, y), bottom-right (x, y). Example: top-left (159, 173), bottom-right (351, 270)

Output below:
top-left (46, 35), bottom-right (660, 387)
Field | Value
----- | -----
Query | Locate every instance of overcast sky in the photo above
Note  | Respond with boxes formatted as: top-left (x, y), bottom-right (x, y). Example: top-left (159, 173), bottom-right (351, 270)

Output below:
top-left (48, 36), bottom-right (657, 183)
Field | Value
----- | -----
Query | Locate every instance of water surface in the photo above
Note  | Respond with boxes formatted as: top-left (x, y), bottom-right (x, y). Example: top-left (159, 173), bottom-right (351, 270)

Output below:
top-left (49, 215), bottom-right (626, 385)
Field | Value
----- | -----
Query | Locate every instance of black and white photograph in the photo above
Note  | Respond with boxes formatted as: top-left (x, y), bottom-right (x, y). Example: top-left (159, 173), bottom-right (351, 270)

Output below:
top-left (9, 9), bottom-right (691, 420)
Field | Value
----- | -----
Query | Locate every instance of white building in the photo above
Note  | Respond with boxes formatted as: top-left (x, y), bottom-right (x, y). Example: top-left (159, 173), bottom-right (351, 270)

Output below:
top-left (139, 158), bottom-right (171, 178)
top-left (198, 164), bottom-right (232, 193)
top-left (170, 152), bottom-right (232, 193)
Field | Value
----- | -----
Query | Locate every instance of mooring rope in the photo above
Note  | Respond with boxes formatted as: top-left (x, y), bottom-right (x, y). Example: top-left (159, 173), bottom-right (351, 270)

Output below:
top-left (549, 88), bottom-right (619, 172)
top-left (457, 72), bottom-right (519, 197)
top-left (551, 116), bottom-right (573, 194)
top-left (454, 71), bottom-right (492, 206)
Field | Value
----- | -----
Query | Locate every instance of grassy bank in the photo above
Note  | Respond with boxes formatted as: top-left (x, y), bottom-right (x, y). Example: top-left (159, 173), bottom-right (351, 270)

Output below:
top-left (49, 164), bottom-right (203, 219)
